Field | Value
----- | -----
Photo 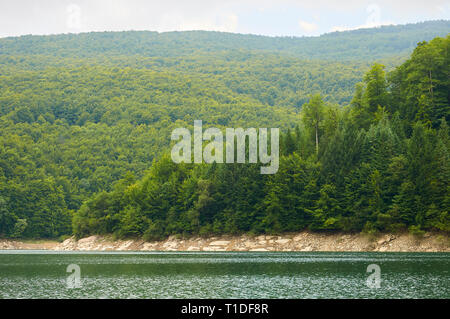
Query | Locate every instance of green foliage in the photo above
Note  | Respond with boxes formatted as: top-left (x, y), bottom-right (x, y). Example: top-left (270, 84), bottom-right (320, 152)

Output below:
top-left (11, 218), bottom-right (27, 238)
top-left (0, 26), bottom-right (449, 239)
top-left (408, 225), bottom-right (426, 238)
top-left (389, 35), bottom-right (450, 129)
top-left (302, 94), bottom-right (326, 155)
top-left (1, 21), bottom-right (448, 61)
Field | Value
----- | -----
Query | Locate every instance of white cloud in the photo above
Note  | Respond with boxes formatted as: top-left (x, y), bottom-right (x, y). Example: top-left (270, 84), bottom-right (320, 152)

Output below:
top-left (299, 19), bottom-right (318, 33)
top-left (330, 3), bottom-right (394, 32)
top-left (159, 13), bottom-right (238, 32)
top-left (0, 0), bottom-right (241, 37)
top-left (263, 0), bottom-right (450, 14)
top-left (0, 0), bottom-right (448, 38)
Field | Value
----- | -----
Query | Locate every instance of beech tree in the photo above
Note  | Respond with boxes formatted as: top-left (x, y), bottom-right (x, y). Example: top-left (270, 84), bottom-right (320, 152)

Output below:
top-left (302, 94), bottom-right (326, 155)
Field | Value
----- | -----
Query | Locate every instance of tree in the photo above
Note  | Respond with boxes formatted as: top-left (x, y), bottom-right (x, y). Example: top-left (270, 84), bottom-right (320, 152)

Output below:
top-left (363, 63), bottom-right (388, 113)
top-left (282, 128), bottom-right (296, 156)
top-left (11, 219), bottom-right (28, 238)
top-left (0, 196), bottom-right (16, 237)
top-left (302, 94), bottom-right (326, 155)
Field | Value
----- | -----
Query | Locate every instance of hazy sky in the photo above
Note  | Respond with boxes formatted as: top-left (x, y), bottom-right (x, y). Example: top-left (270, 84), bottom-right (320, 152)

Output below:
top-left (1, 0), bottom-right (449, 38)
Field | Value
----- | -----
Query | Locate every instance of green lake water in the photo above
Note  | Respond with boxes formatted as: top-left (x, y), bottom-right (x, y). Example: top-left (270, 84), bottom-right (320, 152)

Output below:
top-left (0, 251), bottom-right (448, 299)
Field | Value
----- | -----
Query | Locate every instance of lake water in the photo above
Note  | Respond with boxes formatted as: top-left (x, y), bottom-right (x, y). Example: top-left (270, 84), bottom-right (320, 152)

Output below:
top-left (0, 251), bottom-right (448, 299)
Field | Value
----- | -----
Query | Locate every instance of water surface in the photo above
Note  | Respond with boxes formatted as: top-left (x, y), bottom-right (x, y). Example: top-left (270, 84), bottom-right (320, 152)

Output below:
top-left (0, 251), bottom-right (448, 298)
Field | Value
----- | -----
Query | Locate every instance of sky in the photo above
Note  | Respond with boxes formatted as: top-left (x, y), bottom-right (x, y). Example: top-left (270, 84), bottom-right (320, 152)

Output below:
top-left (0, 0), bottom-right (449, 38)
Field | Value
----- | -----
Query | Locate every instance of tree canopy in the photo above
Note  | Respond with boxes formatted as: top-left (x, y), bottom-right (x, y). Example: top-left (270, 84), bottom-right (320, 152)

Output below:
top-left (0, 25), bottom-right (448, 239)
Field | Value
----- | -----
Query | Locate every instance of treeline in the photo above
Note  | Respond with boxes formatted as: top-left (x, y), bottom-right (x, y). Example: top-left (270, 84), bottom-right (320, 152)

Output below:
top-left (72, 36), bottom-right (449, 239)
top-left (0, 36), bottom-right (372, 239)
top-left (0, 20), bottom-right (448, 61)
top-left (0, 30), bottom-right (448, 239)
top-left (0, 63), bottom-right (301, 238)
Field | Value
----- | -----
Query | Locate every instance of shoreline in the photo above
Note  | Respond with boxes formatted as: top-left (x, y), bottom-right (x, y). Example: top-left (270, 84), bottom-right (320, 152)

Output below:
top-left (1, 231), bottom-right (449, 252)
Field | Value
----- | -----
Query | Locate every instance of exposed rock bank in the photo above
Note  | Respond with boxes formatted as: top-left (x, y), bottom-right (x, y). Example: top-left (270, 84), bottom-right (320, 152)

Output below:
top-left (1, 232), bottom-right (449, 252)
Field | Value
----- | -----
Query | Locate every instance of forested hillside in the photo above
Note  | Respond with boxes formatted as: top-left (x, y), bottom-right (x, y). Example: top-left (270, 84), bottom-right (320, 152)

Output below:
top-left (0, 22), bottom-right (448, 239)
top-left (0, 20), bottom-right (448, 60)
top-left (72, 36), bottom-right (450, 239)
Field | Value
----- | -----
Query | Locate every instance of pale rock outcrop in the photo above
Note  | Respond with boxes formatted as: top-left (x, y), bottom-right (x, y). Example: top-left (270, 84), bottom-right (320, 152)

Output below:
top-left (1, 231), bottom-right (448, 252)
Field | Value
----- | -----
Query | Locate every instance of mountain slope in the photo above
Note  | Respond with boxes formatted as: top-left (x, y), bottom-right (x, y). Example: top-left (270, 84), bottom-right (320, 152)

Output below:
top-left (0, 23), bottom-right (448, 239)
top-left (0, 20), bottom-right (448, 61)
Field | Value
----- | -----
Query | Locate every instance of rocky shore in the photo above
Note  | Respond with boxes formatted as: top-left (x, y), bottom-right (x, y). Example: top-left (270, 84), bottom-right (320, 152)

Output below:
top-left (1, 231), bottom-right (449, 252)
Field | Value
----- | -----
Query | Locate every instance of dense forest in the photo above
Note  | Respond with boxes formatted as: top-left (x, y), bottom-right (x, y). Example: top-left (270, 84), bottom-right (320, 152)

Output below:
top-left (0, 22), bottom-right (448, 239)
top-left (1, 20), bottom-right (448, 61)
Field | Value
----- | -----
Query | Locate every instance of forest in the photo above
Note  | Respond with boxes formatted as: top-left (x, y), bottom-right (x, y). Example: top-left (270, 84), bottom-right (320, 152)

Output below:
top-left (0, 22), bottom-right (448, 239)
top-left (1, 20), bottom-right (448, 61)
